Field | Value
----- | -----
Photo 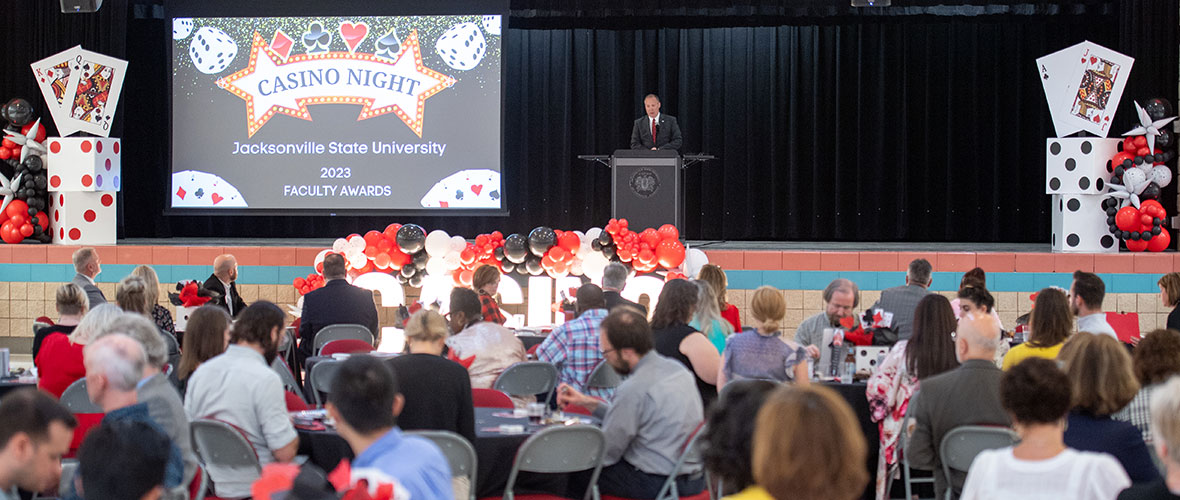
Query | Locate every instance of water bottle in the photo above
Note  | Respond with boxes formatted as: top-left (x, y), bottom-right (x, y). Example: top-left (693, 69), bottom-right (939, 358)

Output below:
top-left (842, 350), bottom-right (856, 383)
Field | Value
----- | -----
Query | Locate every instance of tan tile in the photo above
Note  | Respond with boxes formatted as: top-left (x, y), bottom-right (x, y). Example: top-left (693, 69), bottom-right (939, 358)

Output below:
top-left (803, 290), bottom-right (822, 309)
top-left (10, 301), bottom-right (26, 319)
top-left (277, 285), bottom-right (295, 304)
top-left (0, 283), bottom-right (9, 300)
top-left (782, 290), bottom-right (803, 309)
top-left (782, 328), bottom-right (797, 341)
top-left (9, 319), bottom-right (25, 338)
top-left (1137, 313), bottom-right (1155, 335)
top-left (861, 291), bottom-right (881, 308)
top-left (999, 311), bottom-right (1017, 331)
top-left (44, 282), bottom-right (60, 297)
top-left (1156, 313), bottom-right (1169, 331)
top-left (44, 301), bottom-right (54, 318)
top-left (26, 284), bottom-right (43, 301)
top-left (99, 283), bottom-right (115, 298)
top-left (784, 309), bottom-right (803, 329)
top-left (1139, 293), bottom-right (1161, 314)
top-left (1117, 294), bottom-right (1137, 314)
top-left (0, 301), bottom-right (8, 319)
top-left (997, 292), bottom-right (1017, 314)
top-left (0, 320), bottom-right (9, 337)
top-left (9, 283), bottom-right (26, 300)
top-left (260, 285), bottom-right (280, 303)
top-left (27, 301), bottom-right (43, 318)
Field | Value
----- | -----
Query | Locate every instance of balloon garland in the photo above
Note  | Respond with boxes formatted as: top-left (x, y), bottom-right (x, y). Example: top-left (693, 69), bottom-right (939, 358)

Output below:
top-left (1102, 97), bottom-right (1177, 252)
top-left (0, 97), bottom-right (51, 244)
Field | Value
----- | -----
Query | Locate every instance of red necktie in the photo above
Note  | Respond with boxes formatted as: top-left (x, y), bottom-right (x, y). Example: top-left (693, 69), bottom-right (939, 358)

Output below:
top-left (651, 119), bottom-right (657, 147)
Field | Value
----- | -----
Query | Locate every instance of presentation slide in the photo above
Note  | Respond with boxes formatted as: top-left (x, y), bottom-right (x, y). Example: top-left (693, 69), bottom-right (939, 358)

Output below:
top-left (169, 14), bottom-right (502, 211)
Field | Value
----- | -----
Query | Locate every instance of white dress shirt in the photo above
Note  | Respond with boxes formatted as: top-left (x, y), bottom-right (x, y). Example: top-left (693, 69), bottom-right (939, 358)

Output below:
top-left (1076, 313), bottom-right (1118, 339)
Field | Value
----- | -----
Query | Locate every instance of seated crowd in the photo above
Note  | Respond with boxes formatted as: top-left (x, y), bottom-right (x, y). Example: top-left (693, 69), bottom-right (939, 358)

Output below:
top-left (4, 249), bottom-right (1180, 500)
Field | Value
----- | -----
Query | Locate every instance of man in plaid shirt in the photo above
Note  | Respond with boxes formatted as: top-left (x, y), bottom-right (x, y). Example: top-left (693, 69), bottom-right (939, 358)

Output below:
top-left (537, 284), bottom-right (614, 400)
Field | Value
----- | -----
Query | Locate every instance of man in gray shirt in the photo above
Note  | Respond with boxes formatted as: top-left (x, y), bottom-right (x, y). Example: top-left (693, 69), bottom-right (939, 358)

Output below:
top-left (71, 247), bottom-right (106, 308)
top-left (797, 278), bottom-right (860, 368)
top-left (868, 258), bottom-right (933, 345)
top-left (557, 309), bottom-right (705, 498)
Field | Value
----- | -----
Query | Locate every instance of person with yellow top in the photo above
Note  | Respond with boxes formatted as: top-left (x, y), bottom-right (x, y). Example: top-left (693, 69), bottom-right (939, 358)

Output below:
top-left (723, 384), bottom-right (868, 500)
top-left (1002, 287), bottom-right (1072, 370)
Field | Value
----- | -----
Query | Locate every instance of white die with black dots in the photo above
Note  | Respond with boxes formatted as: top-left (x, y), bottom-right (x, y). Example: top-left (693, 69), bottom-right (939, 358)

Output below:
top-left (1051, 194), bottom-right (1118, 253)
top-left (1045, 138), bottom-right (1119, 195)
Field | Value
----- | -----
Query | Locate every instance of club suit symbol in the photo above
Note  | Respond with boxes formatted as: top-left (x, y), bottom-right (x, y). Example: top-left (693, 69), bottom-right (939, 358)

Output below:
top-left (302, 22), bottom-right (332, 54)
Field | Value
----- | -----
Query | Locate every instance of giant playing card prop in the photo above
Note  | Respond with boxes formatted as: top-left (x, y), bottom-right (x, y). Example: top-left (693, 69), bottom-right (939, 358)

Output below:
top-left (217, 30), bottom-right (455, 138)
top-left (30, 47), bottom-right (128, 136)
top-left (1036, 41), bottom-right (1133, 137)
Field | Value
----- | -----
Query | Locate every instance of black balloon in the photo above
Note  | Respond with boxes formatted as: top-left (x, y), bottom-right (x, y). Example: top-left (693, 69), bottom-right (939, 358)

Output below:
top-left (501, 262), bottom-right (516, 274)
top-left (493, 246), bottom-right (505, 260)
top-left (602, 245), bottom-right (616, 259)
top-left (525, 256), bottom-right (543, 275)
top-left (1141, 182), bottom-right (1161, 201)
top-left (409, 275), bottom-right (423, 288)
top-left (528, 226), bottom-right (557, 257)
top-left (598, 232), bottom-right (612, 246)
top-left (1157, 129), bottom-right (1174, 149)
top-left (591, 239), bottom-right (602, 251)
top-left (503, 233), bottom-right (529, 264)
top-left (1145, 97), bottom-right (1174, 121)
top-left (400, 266), bottom-right (415, 278)
top-left (0, 98), bottom-right (34, 127)
top-left (396, 224), bottom-right (426, 254)
top-left (23, 156), bottom-right (41, 172)
top-left (412, 250), bottom-right (429, 267)
top-left (1153, 226), bottom-right (1162, 235)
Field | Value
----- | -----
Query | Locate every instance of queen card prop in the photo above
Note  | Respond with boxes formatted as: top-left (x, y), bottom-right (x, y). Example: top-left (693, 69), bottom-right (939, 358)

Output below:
top-left (61, 49), bottom-right (128, 137)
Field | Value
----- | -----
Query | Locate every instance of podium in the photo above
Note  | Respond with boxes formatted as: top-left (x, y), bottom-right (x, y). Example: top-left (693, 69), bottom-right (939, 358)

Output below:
top-left (578, 150), bottom-right (714, 233)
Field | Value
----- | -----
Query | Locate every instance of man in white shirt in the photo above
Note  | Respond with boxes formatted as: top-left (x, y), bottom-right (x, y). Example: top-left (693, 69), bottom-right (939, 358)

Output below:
top-left (71, 247), bottom-right (106, 308)
top-left (1070, 271), bottom-right (1118, 339)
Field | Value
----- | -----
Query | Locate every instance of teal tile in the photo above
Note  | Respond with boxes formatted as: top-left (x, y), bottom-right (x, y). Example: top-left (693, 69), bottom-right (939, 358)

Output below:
top-left (761, 271), bottom-right (801, 290)
top-left (94, 264), bottom-right (136, 283)
top-left (277, 266), bottom-right (310, 285)
top-left (1034, 273), bottom-right (1073, 291)
top-left (0, 264), bottom-right (31, 282)
top-left (1111, 273), bottom-right (1157, 294)
top-left (930, 272), bottom-right (964, 292)
top-left (31, 264), bottom-right (75, 282)
top-left (993, 273), bottom-right (1036, 292)
top-left (799, 271), bottom-right (841, 290)
top-left (874, 272), bottom-right (907, 290)
top-left (838, 271), bottom-right (877, 291)
top-left (240, 266), bottom-right (278, 285)
top-left (725, 270), bottom-right (763, 290)
top-left (170, 266), bottom-right (208, 282)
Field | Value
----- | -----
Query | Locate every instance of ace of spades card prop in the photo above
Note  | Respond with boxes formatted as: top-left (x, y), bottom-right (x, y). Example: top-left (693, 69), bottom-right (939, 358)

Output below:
top-left (1036, 41), bottom-right (1133, 138)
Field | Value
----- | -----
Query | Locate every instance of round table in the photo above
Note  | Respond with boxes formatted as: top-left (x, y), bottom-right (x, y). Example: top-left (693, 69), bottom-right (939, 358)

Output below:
top-left (0, 379), bottom-right (37, 399)
top-left (822, 381), bottom-right (879, 500)
top-left (296, 407), bottom-right (600, 498)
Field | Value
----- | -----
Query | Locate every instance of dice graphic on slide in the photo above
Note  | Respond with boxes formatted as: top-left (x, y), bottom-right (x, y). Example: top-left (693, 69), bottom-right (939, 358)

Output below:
top-left (46, 137), bottom-right (121, 192)
top-left (1045, 138), bottom-right (1119, 195)
top-left (173, 18), bottom-right (194, 40)
top-left (1051, 194), bottom-right (1118, 253)
top-left (435, 22), bottom-right (486, 71)
top-left (190, 26), bottom-right (238, 75)
top-left (51, 191), bottom-right (116, 245)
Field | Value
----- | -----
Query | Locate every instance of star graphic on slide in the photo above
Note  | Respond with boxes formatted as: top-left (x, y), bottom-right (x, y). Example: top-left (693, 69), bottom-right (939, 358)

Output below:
top-left (217, 30), bottom-right (455, 137)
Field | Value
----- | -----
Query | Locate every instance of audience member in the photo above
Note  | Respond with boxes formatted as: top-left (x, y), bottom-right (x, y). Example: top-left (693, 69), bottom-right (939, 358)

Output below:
top-left (961, 358), bottom-right (1130, 499)
top-left (602, 262), bottom-right (646, 315)
top-left (697, 264), bottom-right (741, 332)
top-left (689, 278), bottom-right (733, 354)
top-left (388, 310), bottom-right (475, 443)
top-left (203, 254), bottom-right (247, 318)
top-left (650, 279), bottom-right (720, 407)
top-left (33, 283), bottom-right (88, 360)
top-left (132, 265), bottom-right (175, 335)
top-left (536, 284), bottom-right (613, 399)
top-left (116, 275), bottom-right (180, 371)
top-left (906, 312), bottom-right (1011, 498)
top-left (867, 258), bottom-right (933, 344)
top-left (176, 305), bottom-right (232, 395)
top-left (955, 282), bottom-right (1009, 366)
top-left (732, 384), bottom-right (867, 500)
top-left (557, 309), bottom-right (706, 498)
top-left (1059, 332), bottom-right (1158, 482)
top-left (446, 288), bottom-right (526, 401)
top-left (701, 380), bottom-right (777, 496)
top-left (472, 264), bottom-right (507, 325)
top-left (1158, 273), bottom-right (1180, 332)
top-left (71, 247), bottom-right (106, 308)
top-left (949, 268), bottom-right (987, 319)
top-left (718, 286), bottom-right (808, 387)
top-left (77, 419), bottom-right (171, 500)
top-left (1115, 329), bottom-right (1180, 447)
top-left (96, 314), bottom-right (198, 488)
top-left (1118, 376), bottom-right (1180, 499)
top-left (0, 389), bottom-right (76, 500)
top-left (796, 278), bottom-right (860, 361)
top-left (867, 293), bottom-right (959, 500)
top-left (82, 334), bottom-right (183, 492)
top-left (325, 355), bottom-right (454, 500)
top-left (1003, 287), bottom-right (1073, 370)
top-left (36, 303), bottom-right (121, 398)
top-left (297, 253), bottom-right (379, 367)
top-left (184, 301), bottom-right (298, 498)
top-left (1072, 270), bottom-right (1117, 339)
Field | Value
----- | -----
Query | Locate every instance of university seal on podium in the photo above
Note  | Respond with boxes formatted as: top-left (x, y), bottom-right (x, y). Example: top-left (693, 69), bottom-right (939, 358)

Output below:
top-left (630, 168), bottom-right (659, 198)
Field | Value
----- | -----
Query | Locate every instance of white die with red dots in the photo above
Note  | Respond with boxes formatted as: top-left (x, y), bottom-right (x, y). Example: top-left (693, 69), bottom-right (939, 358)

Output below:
top-left (46, 137), bottom-right (121, 192)
top-left (50, 191), bottom-right (116, 245)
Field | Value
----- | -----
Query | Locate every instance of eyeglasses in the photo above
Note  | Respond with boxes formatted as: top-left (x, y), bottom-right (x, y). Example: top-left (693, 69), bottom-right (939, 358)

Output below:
top-left (601, 348), bottom-right (617, 356)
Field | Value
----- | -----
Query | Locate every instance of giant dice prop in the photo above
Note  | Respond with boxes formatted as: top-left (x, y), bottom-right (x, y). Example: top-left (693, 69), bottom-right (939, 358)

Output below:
top-left (1051, 194), bottom-right (1118, 253)
top-left (46, 137), bottom-right (121, 192)
top-left (1045, 138), bottom-right (1120, 195)
top-left (190, 26), bottom-right (238, 75)
top-left (50, 191), bottom-right (116, 245)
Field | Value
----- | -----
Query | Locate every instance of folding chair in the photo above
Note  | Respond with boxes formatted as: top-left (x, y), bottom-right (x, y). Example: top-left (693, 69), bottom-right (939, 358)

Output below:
top-left (312, 324), bottom-right (373, 356)
top-left (308, 358), bottom-right (345, 407)
top-left (320, 339), bottom-right (375, 356)
top-left (600, 423), bottom-right (710, 500)
top-left (60, 379), bottom-right (101, 413)
top-left (586, 361), bottom-right (622, 392)
top-left (493, 361), bottom-right (558, 402)
top-left (472, 388), bottom-right (514, 408)
top-left (498, 425), bottom-right (606, 500)
top-left (270, 357), bottom-right (307, 404)
top-left (939, 426), bottom-right (1019, 499)
top-left (190, 419), bottom-right (261, 498)
top-left (406, 430), bottom-right (478, 500)
top-left (190, 463), bottom-right (209, 500)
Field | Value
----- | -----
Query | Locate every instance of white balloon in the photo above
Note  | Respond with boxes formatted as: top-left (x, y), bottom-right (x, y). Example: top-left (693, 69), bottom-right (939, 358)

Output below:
top-left (424, 230), bottom-right (452, 257)
top-left (569, 260), bottom-right (584, 277)
top-left (347, 235), bottom-right (367, 251)
top-left (332, 238), bottom-right (348, 252)
top-left (443, 252), bottom-right (462, 270)
top-left (449, 235), bottom-right (467, 253)
top-left (1151, 165), bottom-right (1173, 188)
top-left (581, 252), bottom-right (609, 281)
top-left (1124, 168), bottom-right (1148, 191)
top-left (425, 257), bottom-right (449, 276)
top-left (684, 248), bottom-right (710, 277)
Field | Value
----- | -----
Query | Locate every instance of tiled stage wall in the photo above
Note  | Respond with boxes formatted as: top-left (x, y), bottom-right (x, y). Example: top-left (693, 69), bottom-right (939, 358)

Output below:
top-left (0, 245), bottom-right (1178, 353)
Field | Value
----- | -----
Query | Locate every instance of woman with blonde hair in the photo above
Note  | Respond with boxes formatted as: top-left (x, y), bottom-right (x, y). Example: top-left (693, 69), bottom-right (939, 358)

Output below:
top-left (697, 264), bottom-right (741, 331)
top-left (36, 303), bottom-right (123, 397)
top-left (717, 286), bottom-right (808, 387)
top-left (690, 278), bottom-right (734, 354)
top-left (33, 283), bottom-right (89, 359)
top-left (117, 274), bottom-right (181, 368)
top-left (132, 265), bottom-right (175, 334)
top-left (390, 309), bottom-right (475, 440)
top-left (724, 384), bottom-right (867, 500)
top-left (1002, 287), bottom-right (1072, 370)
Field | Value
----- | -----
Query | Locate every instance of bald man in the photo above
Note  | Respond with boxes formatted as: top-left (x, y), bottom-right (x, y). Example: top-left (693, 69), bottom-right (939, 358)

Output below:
top-left (203, 254), bottom-right (248, 318)
top-left (905, 313), bottom-right (1011, 498)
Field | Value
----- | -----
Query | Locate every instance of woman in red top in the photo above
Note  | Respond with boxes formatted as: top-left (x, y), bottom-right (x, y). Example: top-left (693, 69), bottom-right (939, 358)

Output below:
top-left (36, 303), bottom-right (124, 398)
top-left (472, 264), bottom-right (507, 325)
top-left (698, 264), bottom-right (742, 331)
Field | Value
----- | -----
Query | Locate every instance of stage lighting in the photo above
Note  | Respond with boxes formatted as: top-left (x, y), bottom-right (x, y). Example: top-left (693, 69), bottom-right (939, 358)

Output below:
top-left (61, 0), bottom-right (103, 13)
top-left (851, 0), bottom-right (891, 5)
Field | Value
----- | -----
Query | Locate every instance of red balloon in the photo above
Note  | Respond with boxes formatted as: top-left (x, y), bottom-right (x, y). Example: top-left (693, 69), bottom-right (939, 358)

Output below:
top-left (1110, 151), bottom-right (1135, 171)
top-left (1134, 136), bottom-right (1148, 148)
top-left (383, 223), bottom-right (402, 240)
top-left (1147, 230), bottom-right (1172, 252)
top-left (377, 237), bottom-right (393, 253)
top-left (388, 247), bottom-right (411, 269)
top-left (549, 246), bottom-right (567, 262)
top-left (294, 277), bottom-right (306, 288)
top-left (1116, 206), bottom-right (1141, 231)
top-left (20, 122), bottom-right (46, 143)
top-left (0, 138), bottom-right (14, 149)
top-left (1123, 136), bottom-right (1138, 153)
top-left (656, 239), bottom-right (686, 269)
top-left (374, 252), bottom-right (392, 269)
top-left (459, 269), bottom-right (474, 287)
top-left (657, 224), bottom-right (680, 242)
top-left (364, 245), bottom-right (379, 258)
top-left (35, 211), bottom-right (47, 231)
top-left (0, 148), bottom-right (10, 161)
top-left (1140, 200), bottom-right (1165, 219)
top-left (1141, 214), bottom-right (1154, 227)
top-left (1138, 147), bottom-right (1151, 157)
top-left (18, 224), bottom-right (31, 238)
top-left (641, 228), bottom-right (661, 248)
top-left (8, 214), bottom-right (25, 228)
top-left (5, 200), bottom-right (28, 219)
top-left (638, 248), bottom-right (655, 263)
top-left (1126, 238), bottom-right (1149, 252)
top-left (364, 230), bottom-right (383, 246)
top-left (557, 231), bottom-right (580, 254)
top-left (0, 222), bottom-right (20, 244)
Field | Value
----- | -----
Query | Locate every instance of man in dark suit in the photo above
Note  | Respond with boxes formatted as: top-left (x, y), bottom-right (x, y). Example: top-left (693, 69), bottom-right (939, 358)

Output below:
top-left (905, 312), bottom-right (1010, 498)
top-left (867, 258), bottom-right (932, 345)
top-left (297, 253), bottom-right (379, 366)
top-left (602, 262), bottom-right (647, 316)
top-left (203, 254), bottom-right (248, 318)
top-left (72, 247), bottom-right (106, 308)
top-left (629, 94), bottom-right (683, 152)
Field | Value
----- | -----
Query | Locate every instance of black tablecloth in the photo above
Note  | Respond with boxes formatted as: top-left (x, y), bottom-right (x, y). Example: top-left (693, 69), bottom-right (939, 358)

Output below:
top-left (518, 335), bottom-right (546, 351)
top-left (296, 407), bottom-right (599, 498)
top-left (822, 381), bottom-right (879, 500)
top-left (0, 380), bottom-right (36, 399)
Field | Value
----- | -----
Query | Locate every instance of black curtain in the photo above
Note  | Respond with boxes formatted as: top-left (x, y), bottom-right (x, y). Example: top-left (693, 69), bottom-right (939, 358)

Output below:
top-left (5, 0), bottom-right (1177, 242)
